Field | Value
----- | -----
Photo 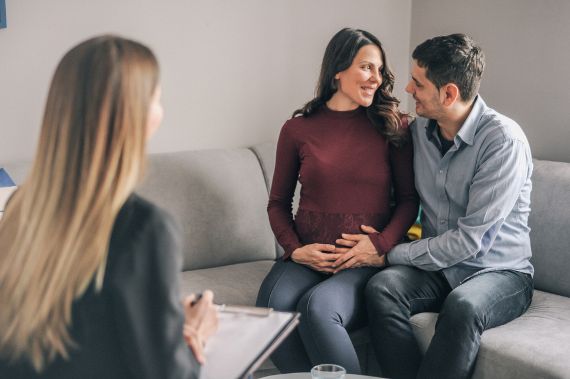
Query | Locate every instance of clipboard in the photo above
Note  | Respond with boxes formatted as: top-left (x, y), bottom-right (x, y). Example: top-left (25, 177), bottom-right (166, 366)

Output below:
top-left (199, 306), bottom-right (299, 379)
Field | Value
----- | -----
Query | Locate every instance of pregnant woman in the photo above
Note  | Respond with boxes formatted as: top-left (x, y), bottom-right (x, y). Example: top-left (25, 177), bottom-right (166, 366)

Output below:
top-left (256, 28), bottom-right (419, 374)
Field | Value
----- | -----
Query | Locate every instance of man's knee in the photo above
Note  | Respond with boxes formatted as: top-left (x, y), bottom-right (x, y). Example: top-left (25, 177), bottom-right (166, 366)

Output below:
top-left (365, 266), bottom-right (412, 302)
top-left (439, 291), bottom-right (484, 331)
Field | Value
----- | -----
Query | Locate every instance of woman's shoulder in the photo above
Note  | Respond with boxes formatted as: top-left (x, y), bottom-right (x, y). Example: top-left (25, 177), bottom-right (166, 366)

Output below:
top-left (281, 106), bottom-right (327, 132)
top-left (106, 194), bottom-right (181, 277)
top-left (278, 114), bottom-right (310, 141)
top-left (120, 193), bottom-right (167, 219)
top-left (113, 194), bottom-right (175, 237)
top-left (284, 112), bottom-right (313, 127)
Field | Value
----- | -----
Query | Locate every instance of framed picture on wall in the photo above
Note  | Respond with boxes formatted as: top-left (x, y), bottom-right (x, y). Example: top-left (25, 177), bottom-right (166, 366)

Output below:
top-left (0, 0), bottom-right (6, 29)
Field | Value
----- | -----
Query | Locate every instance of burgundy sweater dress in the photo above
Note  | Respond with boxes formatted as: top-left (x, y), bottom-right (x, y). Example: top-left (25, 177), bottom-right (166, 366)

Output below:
top-left (268, 106), bottom-right (419, 260)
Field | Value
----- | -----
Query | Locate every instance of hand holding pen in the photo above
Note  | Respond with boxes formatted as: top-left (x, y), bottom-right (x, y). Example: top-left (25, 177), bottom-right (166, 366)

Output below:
top-left (182, 290), bottom-right (219, 364)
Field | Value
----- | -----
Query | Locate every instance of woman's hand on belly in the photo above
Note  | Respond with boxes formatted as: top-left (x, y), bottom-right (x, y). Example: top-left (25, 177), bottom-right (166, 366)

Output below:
top-left (333, 225), bottom-right (386, 273)
top-left (291, 243), bottom-right (344, 273)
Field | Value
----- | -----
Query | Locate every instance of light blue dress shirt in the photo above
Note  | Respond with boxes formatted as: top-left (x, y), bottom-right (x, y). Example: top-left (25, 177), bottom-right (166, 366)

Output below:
top-left (388, 96), bottom-right (534, 288)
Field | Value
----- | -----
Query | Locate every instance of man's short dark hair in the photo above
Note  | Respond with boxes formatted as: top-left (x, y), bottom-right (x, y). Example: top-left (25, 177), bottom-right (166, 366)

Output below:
top-left (412, 33), bottom-right (485, 102)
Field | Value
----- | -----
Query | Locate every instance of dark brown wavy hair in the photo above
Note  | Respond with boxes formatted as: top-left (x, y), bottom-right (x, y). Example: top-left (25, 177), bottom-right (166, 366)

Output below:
top-left (293, 27), bottom-right (407, 146)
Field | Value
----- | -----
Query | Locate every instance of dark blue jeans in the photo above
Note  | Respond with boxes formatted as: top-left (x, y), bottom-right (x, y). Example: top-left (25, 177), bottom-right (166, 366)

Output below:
top-left (365, 266), bottom-right (533, 379)
top-left (256, 259), bottom-right (379, 374)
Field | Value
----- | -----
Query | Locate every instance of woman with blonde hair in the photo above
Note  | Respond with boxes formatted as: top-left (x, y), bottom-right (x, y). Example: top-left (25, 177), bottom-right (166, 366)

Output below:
top-left (0, 35), bottom-right (217, 378)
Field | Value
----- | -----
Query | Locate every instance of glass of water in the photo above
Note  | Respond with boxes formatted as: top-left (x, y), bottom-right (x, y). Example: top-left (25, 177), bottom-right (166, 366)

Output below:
top-left (311, 364), bottom-right (346, 379)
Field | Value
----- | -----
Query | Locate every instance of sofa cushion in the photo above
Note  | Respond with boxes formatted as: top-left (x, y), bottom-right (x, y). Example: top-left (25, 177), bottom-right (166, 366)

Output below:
top-left (528, 159), bottom-right (570, 298)
top-left (138, 148), bottom-right (277, 270)
top-left (410, 290), bottom-right (570, 379)
top-left (180, 260), bottom-right (275, 306)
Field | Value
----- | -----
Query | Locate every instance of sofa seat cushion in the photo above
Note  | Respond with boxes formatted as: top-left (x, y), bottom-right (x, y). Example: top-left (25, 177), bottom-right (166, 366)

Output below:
top-left (410, 290), bottom-right (570, 379)
top-left (180, 260), bottom-right (275, 306)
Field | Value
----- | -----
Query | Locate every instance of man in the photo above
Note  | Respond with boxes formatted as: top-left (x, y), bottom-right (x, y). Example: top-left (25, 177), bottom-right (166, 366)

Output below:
top-left (335, 34), bottom-right (534, 379)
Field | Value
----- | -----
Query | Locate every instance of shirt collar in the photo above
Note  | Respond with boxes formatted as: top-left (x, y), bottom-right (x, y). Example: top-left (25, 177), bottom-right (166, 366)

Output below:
top-left (424, 95), bottom-right (487, 147)
top-left (455, 95), bottom-right (486, 146)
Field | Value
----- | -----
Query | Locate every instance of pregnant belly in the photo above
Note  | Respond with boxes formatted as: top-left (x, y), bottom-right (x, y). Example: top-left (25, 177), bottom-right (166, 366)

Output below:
top-left (294, 208), bottom-right (390, 245)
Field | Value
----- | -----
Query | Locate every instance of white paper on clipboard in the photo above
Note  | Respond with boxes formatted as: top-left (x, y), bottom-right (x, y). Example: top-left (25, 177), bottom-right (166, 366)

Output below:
top-left (199, 307), bottom-right (299, 379)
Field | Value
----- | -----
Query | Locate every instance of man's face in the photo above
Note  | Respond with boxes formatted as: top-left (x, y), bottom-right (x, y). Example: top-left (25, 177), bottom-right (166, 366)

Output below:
top-left (405, 60), bottom-right (444, 119)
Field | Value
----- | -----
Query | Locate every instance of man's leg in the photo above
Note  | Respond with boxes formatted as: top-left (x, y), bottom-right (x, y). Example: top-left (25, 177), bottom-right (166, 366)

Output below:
top-left (365, 266), bottom-right (451, 379)
top-left (296, 267), bottom-right (380, 374)
top-left (256, 259), bottom-right (325, 373)
top-left (418, 270), bottom-right (533, 379)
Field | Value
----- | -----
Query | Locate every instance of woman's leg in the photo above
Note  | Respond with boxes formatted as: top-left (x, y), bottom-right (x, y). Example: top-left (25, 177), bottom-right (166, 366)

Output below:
top-left (295, 267), bottom-right (380, 374)
top-left (256, 259), bottom-right (325, 373)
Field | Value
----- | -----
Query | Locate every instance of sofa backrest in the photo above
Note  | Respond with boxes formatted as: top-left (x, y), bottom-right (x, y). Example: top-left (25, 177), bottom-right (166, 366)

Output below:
top-left (137, 148), bottom-right (277, 270)
top-left (251, 141), bottom-right (302, 258)
top-left (3, 148), bottom-right (278, 271)
top-left (250, 141), bottom-right (276, 191)
top-left (528, 159), bottom-right (570, 298)
top-left (9, 150), bottom-right (568, 293)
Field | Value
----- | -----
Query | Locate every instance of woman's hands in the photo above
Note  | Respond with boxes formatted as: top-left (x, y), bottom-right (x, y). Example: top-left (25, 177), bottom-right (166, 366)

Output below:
top-left (291, 243), bottom-right (342, 273)
top-left (332, 225), bottom-right (386, 273)
top-left (182, 290), bottom-right (219, 364)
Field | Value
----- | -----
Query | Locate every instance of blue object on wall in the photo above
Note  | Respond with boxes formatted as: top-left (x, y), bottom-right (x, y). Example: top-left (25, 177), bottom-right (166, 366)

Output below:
top-left (0, 0), bottom-right (6, 29)
top-left (0, 169), bottom-right (15, 187)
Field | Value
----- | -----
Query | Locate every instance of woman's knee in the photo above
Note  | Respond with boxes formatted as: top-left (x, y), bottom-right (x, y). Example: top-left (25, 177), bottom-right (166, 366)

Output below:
top-left (297, 284), bottom-right (342, 326)
top-left (256, 260), bottom-right (291, 308)
top-left (257, 260), bottom-right (320, 311)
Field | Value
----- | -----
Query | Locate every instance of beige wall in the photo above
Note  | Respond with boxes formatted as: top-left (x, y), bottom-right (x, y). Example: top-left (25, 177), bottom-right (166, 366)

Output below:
top-left (0, 0), bottom-right (412, 163)
top-left (410, 0), bottom-right (570, 163)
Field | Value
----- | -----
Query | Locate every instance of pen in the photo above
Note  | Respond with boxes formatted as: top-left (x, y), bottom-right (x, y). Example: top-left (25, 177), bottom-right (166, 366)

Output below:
top-left (190, 293), bottom-right (202, 306)
top-left (190, 293), bottom-right (272, 317)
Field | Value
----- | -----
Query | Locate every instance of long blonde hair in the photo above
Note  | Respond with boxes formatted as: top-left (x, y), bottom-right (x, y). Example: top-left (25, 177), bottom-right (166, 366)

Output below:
top-left (0, 35), bottom-right (159, 371)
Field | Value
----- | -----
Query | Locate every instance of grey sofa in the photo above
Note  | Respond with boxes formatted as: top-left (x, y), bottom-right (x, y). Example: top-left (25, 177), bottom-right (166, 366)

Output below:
top-left (4, 143), bottom-right (570, 378)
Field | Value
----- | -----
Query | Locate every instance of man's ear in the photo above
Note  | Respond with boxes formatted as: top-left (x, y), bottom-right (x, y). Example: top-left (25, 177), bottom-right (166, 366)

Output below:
top-left (440, 83), bottom-right (460, 107)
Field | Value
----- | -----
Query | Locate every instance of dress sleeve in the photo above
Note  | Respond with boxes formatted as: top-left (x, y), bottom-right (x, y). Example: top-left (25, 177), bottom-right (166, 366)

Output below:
top-left (369, 120), bottom-right (420, 255)
top-left (108, 208), bottom-right (200, 379)
top-left (267, 121), bottom-right (303, 260)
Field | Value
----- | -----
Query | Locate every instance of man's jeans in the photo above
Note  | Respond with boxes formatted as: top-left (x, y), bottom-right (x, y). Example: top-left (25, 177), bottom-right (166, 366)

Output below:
top-left (365, 266), bottom-right (533, 379)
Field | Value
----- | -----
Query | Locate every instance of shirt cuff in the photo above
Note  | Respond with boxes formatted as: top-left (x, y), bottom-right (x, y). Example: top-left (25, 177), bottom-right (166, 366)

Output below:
top-left (386, 242), bottom-right (412, 265)
top-left (388, 238), bottom-right (431, 266)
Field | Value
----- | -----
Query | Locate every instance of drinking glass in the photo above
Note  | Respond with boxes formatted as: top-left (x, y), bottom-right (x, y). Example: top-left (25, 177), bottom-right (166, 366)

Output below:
top-left (310, 364), bottom-right (346, 379)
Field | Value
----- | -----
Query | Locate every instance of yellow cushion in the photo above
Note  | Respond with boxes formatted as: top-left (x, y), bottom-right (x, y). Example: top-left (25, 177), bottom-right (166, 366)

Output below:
top-left (407, 224), bottom-right (422, 241)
